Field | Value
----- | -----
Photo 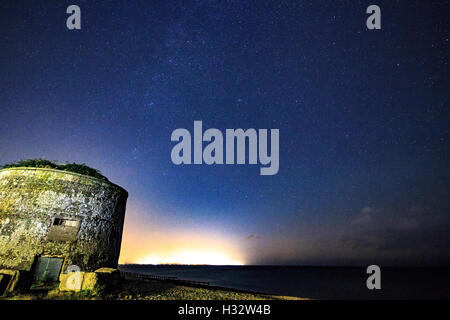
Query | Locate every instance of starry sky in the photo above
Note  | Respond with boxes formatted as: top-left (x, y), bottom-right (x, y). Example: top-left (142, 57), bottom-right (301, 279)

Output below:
top-left (0, 0), bottom-right (449, 266)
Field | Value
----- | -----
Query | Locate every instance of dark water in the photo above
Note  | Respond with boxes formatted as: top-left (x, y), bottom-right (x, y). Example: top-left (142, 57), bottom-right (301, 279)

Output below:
top-left (119, 265), bottom-right (450, 299)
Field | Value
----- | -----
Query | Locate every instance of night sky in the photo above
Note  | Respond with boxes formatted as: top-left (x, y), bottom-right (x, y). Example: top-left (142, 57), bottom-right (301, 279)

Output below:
top-left (0, 1), bottom-right (449, 266)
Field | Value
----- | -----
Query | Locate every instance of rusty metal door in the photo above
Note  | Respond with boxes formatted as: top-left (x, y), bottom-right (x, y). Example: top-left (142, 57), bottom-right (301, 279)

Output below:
top-left (32, 257), bottom-right (64, 283)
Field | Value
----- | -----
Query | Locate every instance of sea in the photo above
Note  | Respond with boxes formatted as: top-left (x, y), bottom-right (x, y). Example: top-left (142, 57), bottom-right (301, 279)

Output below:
top-left (119, 265), bottom-right (450, 300)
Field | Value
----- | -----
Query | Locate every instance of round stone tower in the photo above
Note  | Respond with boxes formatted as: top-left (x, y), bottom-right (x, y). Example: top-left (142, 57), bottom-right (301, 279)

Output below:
top-left (0, 167), bottom-right (128, 280)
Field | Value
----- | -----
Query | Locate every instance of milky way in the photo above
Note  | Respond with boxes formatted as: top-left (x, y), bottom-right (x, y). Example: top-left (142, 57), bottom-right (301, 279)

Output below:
top-left (0, 0), bottom-right (448, 265)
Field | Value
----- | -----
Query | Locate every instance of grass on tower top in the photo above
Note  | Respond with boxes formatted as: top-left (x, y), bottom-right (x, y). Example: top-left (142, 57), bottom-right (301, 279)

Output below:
top-left (1, 159), bottom-right (108, 181)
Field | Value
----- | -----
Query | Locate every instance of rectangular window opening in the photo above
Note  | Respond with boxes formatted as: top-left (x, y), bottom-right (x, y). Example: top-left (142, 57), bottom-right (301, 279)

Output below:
top-left (53, 218), bottom-right (79, 227)
top-left (48, 217), bottom-right (81, 241)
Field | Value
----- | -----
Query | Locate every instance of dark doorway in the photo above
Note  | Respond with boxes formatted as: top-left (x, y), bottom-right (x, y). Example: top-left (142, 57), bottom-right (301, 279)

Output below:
top-left (0, 274), bottom-right (12, 295)
top-left (32, 256), bottom-right (64, 283)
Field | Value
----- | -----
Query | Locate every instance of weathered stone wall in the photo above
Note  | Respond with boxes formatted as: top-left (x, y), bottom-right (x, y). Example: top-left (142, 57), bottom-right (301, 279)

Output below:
top-left (0, 167), bottom-right (128, 272)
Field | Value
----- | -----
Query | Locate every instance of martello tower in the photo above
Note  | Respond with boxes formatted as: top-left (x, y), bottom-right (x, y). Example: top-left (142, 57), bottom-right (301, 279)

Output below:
top-left (0, 166), bottom-right (128, 283)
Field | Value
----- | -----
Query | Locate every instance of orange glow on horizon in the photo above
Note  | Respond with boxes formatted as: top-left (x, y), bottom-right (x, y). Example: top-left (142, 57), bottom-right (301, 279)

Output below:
top-left (137, 250), bottom-right (244, 265)
top-left (119, 207), bottom-right (246, 266)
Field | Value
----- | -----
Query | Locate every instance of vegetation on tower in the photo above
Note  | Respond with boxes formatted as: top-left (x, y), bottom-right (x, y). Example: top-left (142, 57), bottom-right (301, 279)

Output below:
top-left (0, 159), bottom-right (108, 181)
